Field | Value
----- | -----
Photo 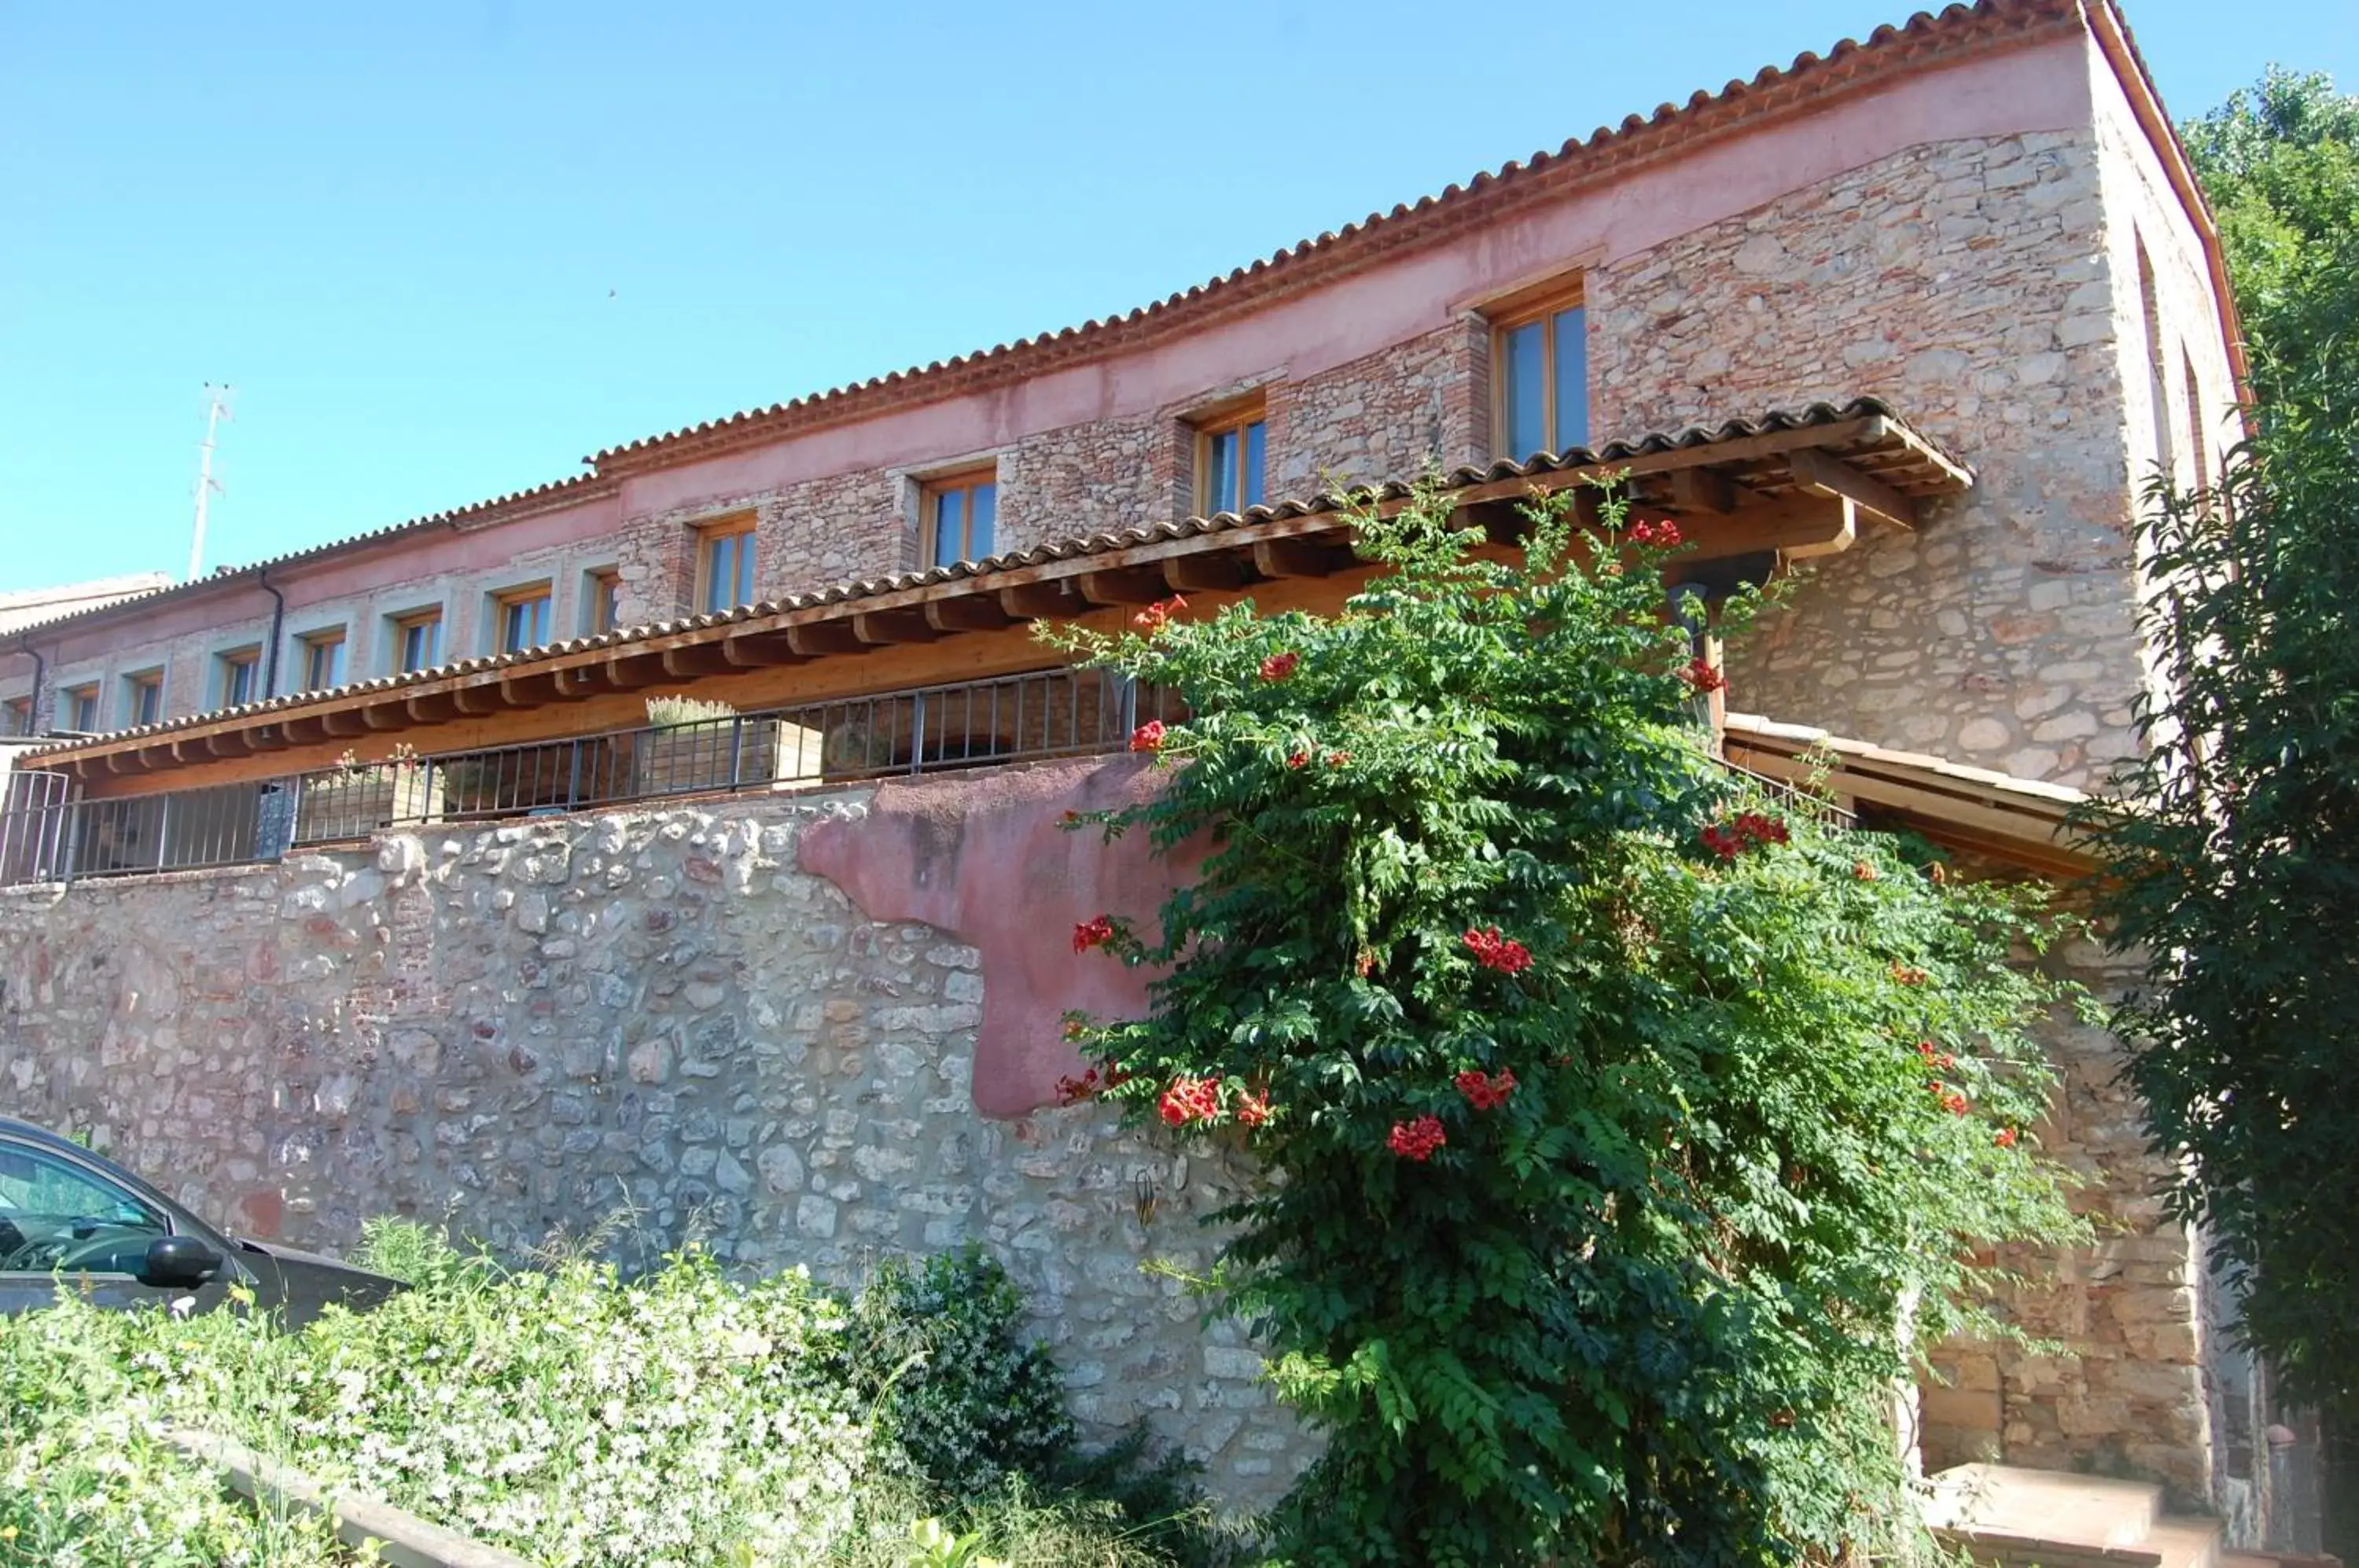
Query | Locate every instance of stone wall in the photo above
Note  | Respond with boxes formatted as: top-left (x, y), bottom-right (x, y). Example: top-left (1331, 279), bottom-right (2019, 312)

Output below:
top-left (0, 780), bottom-right (1311, 1507)
top-left (1594, 131), bottom-right (2148, 793)
top-left (1917, 919), bottom-right (2215, 1509)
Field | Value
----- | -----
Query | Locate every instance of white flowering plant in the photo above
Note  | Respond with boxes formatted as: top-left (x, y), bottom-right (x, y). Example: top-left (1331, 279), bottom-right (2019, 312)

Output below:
top-left (0, 1223), bottom-right (1210, 1566)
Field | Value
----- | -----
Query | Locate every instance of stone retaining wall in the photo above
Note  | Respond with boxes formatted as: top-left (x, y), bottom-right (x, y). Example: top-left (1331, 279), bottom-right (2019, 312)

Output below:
top-left (0, 783), bottom-right (1310, 1508)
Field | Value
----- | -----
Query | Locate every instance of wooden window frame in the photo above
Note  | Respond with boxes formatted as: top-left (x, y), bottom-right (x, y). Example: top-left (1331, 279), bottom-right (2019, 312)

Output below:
top-left (694, 517), bottom-right (758, 615)
top-left (123, 668), bottom-right (164, 728)
top-left (919, 466), bottom-right (999, 569)
top-left (1486, 275), bottom-right (1588, 459)
top-left (1193, 397), bottom-right (1268, 517)
top-left (217, 646), bottom-right (261, 708)
top-left (3, 697), bottom-right (31, 736)
top-left (583, 568), bottom-right (623, 635)
top-left (491, 584), bottom-right (554, 655)
top-left (298, 628), bottom-right (347, 693)
top-left (63, 685), bottom-right (100, 732)
top-left (388, 608), bottom-right (443, 674)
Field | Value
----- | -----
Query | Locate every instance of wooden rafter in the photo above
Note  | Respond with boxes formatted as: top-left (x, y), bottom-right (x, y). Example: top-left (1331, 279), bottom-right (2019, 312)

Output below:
top-left (1786, 447), bottom-right (1918, 530)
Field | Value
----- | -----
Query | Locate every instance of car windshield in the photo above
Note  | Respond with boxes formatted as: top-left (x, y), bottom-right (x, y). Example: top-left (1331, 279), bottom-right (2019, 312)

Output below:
top-left (0, 1141), bottom-right (168, 1274)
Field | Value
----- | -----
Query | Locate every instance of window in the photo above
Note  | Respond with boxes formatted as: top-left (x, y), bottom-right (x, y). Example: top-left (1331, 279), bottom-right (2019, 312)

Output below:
top-left (299, 629), bottom-right (346, 693)
top-left (62, 686), bottom-right (99, 732)
top-left (922, 468), bottom-right (999, 569)
top-left (123, 670), bottom-right (164, 728)
top-left (1490, 279), bottom-right (1589, 458)
top-left (584, 569), bottom-right (622, 635)
top-left (1196, 401), bottom-right (1267, 517)
top-left (3, 698), bottom-right (30, 736)
top-left (218, 648), bottom-right (260, 708)
top-left (390, 609), bottom-right (443, 674)
top-left (696, 519), bottom-right (757, 614)
top-left (494, 585), bottom-right (553, 654)
top-left (0, 1139), bottom-right (167, 1275)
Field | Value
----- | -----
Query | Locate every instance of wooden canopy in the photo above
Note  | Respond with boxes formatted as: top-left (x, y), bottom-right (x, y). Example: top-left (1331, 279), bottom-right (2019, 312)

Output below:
top-left (32, 399), bottom-right (1970, 797)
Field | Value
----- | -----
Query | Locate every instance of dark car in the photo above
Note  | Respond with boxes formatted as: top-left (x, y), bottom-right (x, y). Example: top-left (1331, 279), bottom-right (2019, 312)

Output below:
top-left (0, 1115), bottom-right (404, 1325)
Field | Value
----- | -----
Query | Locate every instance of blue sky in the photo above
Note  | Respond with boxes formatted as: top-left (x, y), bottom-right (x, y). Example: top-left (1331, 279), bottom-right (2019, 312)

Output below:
top-left (2, 2), bottom-right (2351, 592)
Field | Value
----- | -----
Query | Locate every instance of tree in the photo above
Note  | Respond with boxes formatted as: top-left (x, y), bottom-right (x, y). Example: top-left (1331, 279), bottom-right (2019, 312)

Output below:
top-left (1051, 490), bottom-right (2079, 1565)
top-left (2182, 68), bottom-right (2359, 405)
top-left (2096, 67), bottom-right (2359, 1447)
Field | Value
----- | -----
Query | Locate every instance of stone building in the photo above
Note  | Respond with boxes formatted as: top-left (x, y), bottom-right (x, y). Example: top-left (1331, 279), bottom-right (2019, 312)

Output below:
top-left (0, 0), bottom-right (2295, 1549)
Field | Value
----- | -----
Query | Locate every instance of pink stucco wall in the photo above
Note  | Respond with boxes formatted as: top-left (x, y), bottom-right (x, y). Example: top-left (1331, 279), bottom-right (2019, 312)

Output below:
top-left (798, 756), bottom-right (1198, 1118)
top-left (1, 28), bottom-right (2117, 723)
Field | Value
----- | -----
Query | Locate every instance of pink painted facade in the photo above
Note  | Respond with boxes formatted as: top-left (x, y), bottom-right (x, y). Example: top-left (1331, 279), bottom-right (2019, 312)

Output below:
top-left (2, 2), bottom-right (2237, 791)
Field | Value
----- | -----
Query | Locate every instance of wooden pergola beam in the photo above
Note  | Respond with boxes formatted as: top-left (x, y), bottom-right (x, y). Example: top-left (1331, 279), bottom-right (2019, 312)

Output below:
top-left (321, 710), bottom-right (371, 738)
top-left (721, 632), bottom-right (802, 668)
top-left (785, 620), bottom-right (868, 657)
top-left (1786, 447), bottom-right (1918, 530)
top-left (1669, 467), bottom-right (1736, 514)
top-left (1000, 581), bottom-right (1088, 620)
top-left (407, 694), bottom-right (461, 725)
top-left (361, 705), bottom-right (408, 731)
top-left (450, 684), bottom-right (508, 716)
top-left (659, 646), bottom-right (742, 679)
top-left (1252, 538), bottom-right (1345, 579)
top-left (604, 653), bottom-right (669, 690)
top-left (923, 597), bottom-right (1014, 633)
top-left (1161, 554), bottom-right (1246, 592)
top-left (852, 609), bottom-right (940, 646)
top-left (1077, 567), bottom-right (1169, 606)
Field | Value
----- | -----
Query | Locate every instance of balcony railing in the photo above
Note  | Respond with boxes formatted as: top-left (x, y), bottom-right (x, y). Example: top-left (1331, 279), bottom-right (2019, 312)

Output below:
top-left (0, 668), bottom-right (1183, 889)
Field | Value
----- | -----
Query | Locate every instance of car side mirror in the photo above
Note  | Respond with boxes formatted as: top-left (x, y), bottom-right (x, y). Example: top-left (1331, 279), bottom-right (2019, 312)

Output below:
top-left (142, 1235), bottom-right (223, 1288)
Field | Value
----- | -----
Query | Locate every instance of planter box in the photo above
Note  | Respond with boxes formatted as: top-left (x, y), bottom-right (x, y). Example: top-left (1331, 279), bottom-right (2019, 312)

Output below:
top-left (632, 717), bottom-right (825, 798)
top-left (295, 764), bottom-right (442, 844)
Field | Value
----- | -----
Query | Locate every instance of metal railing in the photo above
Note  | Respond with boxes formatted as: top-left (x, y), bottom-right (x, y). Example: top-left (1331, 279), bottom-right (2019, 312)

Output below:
top-left (0, 668), bottom-right (1183, 889)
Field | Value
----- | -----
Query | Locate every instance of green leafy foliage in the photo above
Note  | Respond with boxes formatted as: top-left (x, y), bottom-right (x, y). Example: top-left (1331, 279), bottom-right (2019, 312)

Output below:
top-left (2094, 72), bottom-right (2359, 1426)
top-left (2184, 69), bottom-right (2359, 409)
top-left (0, 1226), bottom-right (1212, 1566)
top-left (1047, 487), bottom-right (2083, 1565)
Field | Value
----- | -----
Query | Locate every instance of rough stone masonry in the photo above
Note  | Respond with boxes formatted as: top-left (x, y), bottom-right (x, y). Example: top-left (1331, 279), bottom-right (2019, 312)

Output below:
top-left (0, 757), bottom-right (2222, 1513)
top-left (0, 778), bottom-right (1309, 1507)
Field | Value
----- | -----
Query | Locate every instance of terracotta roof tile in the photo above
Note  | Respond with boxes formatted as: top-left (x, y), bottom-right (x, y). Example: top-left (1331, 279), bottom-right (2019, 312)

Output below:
top-left (583, 0), bottom-right (2079, 474)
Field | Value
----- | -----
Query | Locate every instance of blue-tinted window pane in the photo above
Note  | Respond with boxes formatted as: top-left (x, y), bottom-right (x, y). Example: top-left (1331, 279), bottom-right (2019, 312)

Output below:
top-left (704, 537), bottom-right (738, 612)
top-left (933, 491), bottom-right (966, 566)
top-left (1206, 430), bottom-right (1238, 514)
top-left (1552, 306), bottom-right (1588, 451)
top-left (733, 535), bottom-right (757, 604)
top-left (1502, 320), bottom-right (1546, 458)
top-left (970, 484), bottom-right (996, 559)
top-left (1242, 421), bottom-right (1266, 508)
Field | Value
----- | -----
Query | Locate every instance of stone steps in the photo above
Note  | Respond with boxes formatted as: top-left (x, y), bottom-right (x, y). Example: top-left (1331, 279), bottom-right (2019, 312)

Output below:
top-left (1923, 1462), bottom-right (2333, 1568)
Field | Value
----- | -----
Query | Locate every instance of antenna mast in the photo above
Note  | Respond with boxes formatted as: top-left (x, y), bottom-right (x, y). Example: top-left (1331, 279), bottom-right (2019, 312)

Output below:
top-left (188, 384), bottom-right (234, 583)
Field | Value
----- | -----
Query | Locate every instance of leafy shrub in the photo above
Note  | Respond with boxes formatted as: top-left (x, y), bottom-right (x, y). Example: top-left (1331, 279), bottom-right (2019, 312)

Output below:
top-left (850, 1246), bottom-right (1076, 1503)
top-left (0, 1288), bottom-right (344, 1567)
top-left (1047, 484), bottom-right (2085, 1565)
top-left (0, 1226), bottom-right (1215, 1566)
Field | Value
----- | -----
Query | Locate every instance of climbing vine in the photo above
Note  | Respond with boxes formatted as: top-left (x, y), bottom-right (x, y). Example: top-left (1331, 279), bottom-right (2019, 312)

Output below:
top-left (1043, 485), bottom-right (2082, 1566)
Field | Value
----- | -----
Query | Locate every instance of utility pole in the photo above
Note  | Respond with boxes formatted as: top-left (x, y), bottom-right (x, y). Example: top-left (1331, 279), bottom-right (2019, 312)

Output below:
top-left (187, 384), bottom-right (234, 583)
